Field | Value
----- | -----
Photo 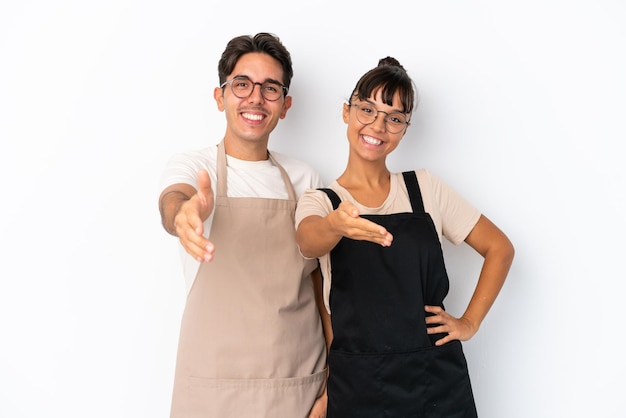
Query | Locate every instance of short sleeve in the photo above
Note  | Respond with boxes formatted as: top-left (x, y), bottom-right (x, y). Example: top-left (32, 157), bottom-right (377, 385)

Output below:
top-left (418, 169), bottom-right (481, 245)
top-left (295, 188), bottom-right (334, 228)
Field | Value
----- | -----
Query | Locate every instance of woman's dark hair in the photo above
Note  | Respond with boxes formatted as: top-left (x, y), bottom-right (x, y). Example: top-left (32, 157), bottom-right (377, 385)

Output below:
top-left (217, 32), bottom-right (293, 89)
top-left (349, 57), bottom-right (416, 115)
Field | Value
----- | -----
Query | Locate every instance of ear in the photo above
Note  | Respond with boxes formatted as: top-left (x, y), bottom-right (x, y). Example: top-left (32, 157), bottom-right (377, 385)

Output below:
top-left (279, 95), bottom-right (292, 119)
top-left (342, 103), bottom-right (350, 124)
top-left (214, 87), bottom-right (225, 111)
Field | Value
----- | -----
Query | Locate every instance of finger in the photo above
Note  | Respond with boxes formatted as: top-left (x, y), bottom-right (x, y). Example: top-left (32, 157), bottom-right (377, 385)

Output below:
top-left (205, 242), bottom-right (216, 259)
top-left (426, 323), bottom-right (449, 334)
top-left (355, 218), bottom-right (392, 244)
top-left (197, 169), bottom-right (212, 191)
top-left (180, 222), bottom-right (211, 256)
top-left (184, 211), bottom-right (205, 236)
top-left (424, 305), bottom-right (444, 314)
top-left (196, 170), bottom-right (212, 206)
top-left (433, 333), bottom-right (453, 346)
top-left (424, 315), bottom-right (441, 326)
top-left (338, 202), bottom-right (360, 218)
top-left (184, 239), bottom-right (214, 262)
top-left (184, 242), bottom-right (208, 262)
top-left (380, 231), bottom-right (393, 247)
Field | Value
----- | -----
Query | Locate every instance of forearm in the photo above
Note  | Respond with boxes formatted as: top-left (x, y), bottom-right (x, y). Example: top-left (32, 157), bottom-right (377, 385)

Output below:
top-left (296, 215), bottom-right (343, 259)
top-left (461, 215), bottom-right (515, 332)
top-left (158, 184), bottom-right (196, 236)
top-left (461, 249), bottom-right (513, 331)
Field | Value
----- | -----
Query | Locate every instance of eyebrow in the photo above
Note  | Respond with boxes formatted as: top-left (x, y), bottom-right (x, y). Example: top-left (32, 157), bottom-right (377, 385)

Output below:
top-left (233, 74), bottom-right (284, 86)
top-left (363, 98), bottom-right (405, 114)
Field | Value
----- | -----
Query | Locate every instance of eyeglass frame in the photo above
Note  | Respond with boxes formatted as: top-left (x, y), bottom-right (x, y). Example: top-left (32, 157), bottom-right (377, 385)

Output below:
top-left (220, 76), bottom-right (288, 101)
top-left (349, 102), bottom-right (411, 133)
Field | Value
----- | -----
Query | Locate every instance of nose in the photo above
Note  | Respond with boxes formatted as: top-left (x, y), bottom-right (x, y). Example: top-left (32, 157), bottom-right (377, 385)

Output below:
top-left (371, 111), bottom-right (388, 132)
top-left (247, 82), bottom-right (265, 103)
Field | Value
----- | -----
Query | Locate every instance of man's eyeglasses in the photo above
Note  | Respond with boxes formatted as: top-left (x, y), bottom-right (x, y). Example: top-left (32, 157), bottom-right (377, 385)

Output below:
top-left (220, 76), bottom-right (288, 102)
top-left (350, 103), bottom-right (410, 134)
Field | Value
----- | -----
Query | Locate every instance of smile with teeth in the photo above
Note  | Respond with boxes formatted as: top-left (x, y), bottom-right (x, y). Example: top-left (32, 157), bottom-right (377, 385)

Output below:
top-left (242, 112), bottom-right (264, 121)
top-left (362, 135), bottom-right (382, 146)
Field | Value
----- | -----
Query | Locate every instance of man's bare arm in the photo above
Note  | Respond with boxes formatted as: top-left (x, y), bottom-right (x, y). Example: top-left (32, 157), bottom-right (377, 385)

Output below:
top-left (158, 170), bottom-right (216, 262)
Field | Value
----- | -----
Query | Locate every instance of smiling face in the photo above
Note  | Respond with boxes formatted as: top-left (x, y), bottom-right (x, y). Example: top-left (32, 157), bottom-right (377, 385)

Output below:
top-left (214, 52), bottom-right (292, 159)
top-left (343, 89), bottom-right (408, 164)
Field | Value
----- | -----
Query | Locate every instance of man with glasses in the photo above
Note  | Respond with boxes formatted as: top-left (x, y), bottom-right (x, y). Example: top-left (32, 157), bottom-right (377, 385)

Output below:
top-left (158, 33), bottom-right (329, 418)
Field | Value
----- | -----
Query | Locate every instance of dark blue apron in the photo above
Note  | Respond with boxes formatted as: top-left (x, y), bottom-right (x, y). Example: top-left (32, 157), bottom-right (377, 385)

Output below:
top-left (321, 171), bottom-right (477, 418)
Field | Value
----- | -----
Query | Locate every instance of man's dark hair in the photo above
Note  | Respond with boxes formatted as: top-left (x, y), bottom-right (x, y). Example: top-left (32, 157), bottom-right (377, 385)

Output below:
top-left (218, 32), bottom-right (293, 90)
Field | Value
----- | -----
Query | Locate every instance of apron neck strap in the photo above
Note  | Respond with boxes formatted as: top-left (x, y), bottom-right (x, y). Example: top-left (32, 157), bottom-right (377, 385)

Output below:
top-left (402, 171), bottom-right (425, 213)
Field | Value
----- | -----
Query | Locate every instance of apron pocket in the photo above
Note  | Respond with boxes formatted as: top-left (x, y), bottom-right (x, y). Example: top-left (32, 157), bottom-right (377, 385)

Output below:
top-left (179, 369), bottom-right (326, 418)
top-left (328, 341), bottom-right (476, 418)
top-left (327, 350), bottom-right (387, 416)
top-left (421, 340), bottom-right (477, 418)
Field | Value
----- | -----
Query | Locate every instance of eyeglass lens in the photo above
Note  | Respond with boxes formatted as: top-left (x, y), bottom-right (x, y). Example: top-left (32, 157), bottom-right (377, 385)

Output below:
top-left (226, 77), bottom-right (284, 101)
top-left (354, 104), bottom-right (407, 133)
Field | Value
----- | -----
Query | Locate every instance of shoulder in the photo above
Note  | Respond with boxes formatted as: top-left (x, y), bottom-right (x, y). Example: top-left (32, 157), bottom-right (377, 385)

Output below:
top-left (411, 168), bottom-right (453, 198)
top-left (160, 146), bottom-right (218, 190)
top-left (392, 169), bottom-right (434, 182)
top-left (411, 168), bottom-right (481, 244)
top-left (168, 145), bottom-right (216, 165)
top-left (412, 168), bottom-right (436, 187)
top-left (295, 187), bottom-right (334, 227)
top-left (162, 146), bottom-right (217, 173)
top-left (270, 150), bottom-right (319, 175)
top-left (391, 169), bottom-right (437, 196)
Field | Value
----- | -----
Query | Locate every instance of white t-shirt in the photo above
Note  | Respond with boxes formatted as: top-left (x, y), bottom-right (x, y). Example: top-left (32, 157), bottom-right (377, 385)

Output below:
top-left (295, 169), bottom-right (481, 313)
top-left (160, 144), bottom-right (323, 291)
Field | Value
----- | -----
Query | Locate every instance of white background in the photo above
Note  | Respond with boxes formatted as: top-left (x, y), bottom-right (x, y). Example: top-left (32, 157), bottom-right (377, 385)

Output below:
top-left (1, 1), bottom-right (625, 417)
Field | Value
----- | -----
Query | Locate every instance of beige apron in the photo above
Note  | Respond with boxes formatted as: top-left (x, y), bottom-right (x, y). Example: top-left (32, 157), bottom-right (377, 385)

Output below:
top-left (170, 141), bottom-right (327, 418)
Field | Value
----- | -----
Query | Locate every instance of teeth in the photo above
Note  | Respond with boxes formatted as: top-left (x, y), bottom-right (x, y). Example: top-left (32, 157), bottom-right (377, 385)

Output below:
top-left (363, 135), bottom-right (382, 145)
top-left (242, 113), bottom-right (263, 121)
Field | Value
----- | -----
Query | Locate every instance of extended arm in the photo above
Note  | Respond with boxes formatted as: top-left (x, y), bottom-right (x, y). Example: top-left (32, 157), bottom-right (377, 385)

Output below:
top-left (425, 214), bottom-right (515, 345)
top-left (296, 201), bottom-right (393, 258)
top-left (158, 169), bottom-right (216, 262)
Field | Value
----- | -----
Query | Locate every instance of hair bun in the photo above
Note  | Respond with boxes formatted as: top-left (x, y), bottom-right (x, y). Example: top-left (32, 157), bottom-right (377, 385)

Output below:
top-left (378, 56), bottom-right (404, 70)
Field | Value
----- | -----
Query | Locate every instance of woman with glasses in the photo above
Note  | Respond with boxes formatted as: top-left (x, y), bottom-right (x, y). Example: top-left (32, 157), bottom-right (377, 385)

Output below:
top-left (295, 57), bottom-right (515, 417)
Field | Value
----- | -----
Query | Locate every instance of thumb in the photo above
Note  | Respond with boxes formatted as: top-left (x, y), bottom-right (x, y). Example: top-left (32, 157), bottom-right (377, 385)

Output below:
top-left (346, 202), bottom-right (361, 218)
top-left (197, 169), bottom-right (212, 205)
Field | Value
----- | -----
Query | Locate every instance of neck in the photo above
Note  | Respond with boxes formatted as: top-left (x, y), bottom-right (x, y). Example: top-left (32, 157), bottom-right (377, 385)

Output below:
top-left (338, 172), bottom-right (390, 189)
top-left (339, 159), bottom-right (390, 187)
top-left (222, 137), bottom-right (269, 161)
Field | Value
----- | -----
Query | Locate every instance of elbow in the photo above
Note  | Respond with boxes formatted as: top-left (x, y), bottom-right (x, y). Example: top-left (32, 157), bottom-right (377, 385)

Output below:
top-left (299, 247), bottom-right (317, 259)
top-left (499, 238), bottom-right (515, 270)
top-left (483, 234), bottom-right (515, 269)
top-left (296, 230), bottom-right (316, 259)
top-left (297, 216), bottom-right (337, 259)
top-left (505, 236), bottom-right (515, 261)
